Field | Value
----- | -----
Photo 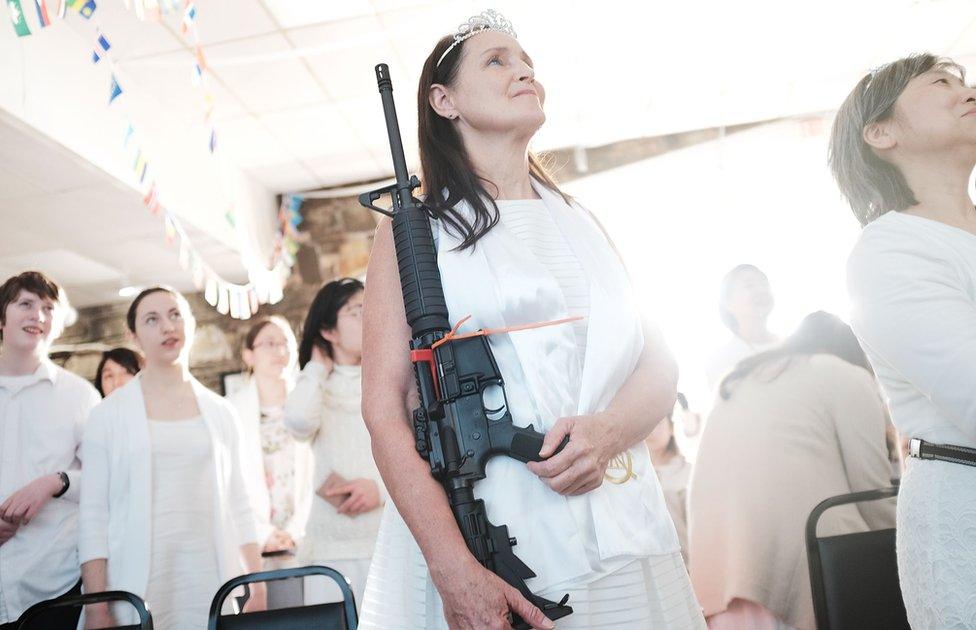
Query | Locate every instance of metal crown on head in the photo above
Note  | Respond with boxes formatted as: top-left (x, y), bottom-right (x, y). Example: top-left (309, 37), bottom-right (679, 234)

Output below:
top-left (436, 9), bottom-right (517, 67)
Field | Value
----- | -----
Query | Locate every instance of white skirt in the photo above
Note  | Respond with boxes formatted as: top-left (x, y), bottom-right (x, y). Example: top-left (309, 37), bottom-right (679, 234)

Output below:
top-left (359, 504), bottom-right (705, 629)
top-left (897, 458), bottom-right (976, 629)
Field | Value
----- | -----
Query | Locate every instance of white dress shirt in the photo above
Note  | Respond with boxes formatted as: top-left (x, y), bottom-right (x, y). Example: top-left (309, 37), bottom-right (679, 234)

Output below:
top-left (0, 360), bottom-right (100, 623)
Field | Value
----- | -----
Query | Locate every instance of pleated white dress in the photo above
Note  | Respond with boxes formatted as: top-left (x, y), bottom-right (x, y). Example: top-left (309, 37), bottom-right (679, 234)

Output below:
top-left (360, 197), bottom-right (704, 629)
top-left (144, 418), bottom-right (222, 630)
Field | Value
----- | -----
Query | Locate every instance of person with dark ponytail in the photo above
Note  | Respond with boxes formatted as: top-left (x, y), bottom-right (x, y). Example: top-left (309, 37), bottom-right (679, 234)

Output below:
top-left (79, 287), bottom-right (265, 629)
top-left (688, 312), bottom-right (894, 629)
top-left (831, 53), bottom-right (976, 629)
top-left (358, 10), bottom-right (703, 630)
top-left (284, 278), bottom-right (385, 608)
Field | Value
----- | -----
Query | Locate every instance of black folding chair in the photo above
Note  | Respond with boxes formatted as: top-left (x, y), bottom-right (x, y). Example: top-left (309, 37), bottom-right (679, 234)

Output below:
top-left (208, 565), bottom-right (358, 630)
top-left (16, 590), bottom-right (152, 630)
top-left (805, 486), bottom-right (908, 630)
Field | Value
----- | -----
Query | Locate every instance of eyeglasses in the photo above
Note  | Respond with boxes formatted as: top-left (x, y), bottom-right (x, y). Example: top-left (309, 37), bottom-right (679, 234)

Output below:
top-left (252, 340), bottom-right (293, 351)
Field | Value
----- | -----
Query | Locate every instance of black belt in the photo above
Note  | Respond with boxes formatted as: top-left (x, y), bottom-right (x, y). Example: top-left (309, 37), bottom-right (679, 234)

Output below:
top-left (909, 438), bottom-right (976, 467)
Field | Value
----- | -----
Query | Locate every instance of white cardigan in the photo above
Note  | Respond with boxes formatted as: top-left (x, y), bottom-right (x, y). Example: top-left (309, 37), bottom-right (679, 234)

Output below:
top-left (848, 211), bottom-right (976, 447)
top-left (78, 375), bottom-right (258, 624)
top-left (226, 378), bottom-right (313, 546)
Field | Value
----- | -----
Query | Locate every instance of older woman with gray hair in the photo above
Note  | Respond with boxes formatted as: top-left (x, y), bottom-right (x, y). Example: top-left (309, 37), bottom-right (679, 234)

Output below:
top-left (831, 53), bottom-right (976, 629)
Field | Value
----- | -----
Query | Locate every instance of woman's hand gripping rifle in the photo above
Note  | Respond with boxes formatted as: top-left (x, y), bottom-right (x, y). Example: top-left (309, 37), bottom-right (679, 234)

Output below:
top-left (358, 63), bottom-right (572, 629)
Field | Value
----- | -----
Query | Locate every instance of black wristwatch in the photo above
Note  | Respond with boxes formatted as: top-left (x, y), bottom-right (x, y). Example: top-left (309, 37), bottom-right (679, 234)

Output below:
top-left (53, 471), bottom-right (69, 498)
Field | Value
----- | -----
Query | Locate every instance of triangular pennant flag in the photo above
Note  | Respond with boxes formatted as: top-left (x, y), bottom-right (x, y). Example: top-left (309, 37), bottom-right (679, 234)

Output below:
top-left (92, 30), bottom-right (110, 63)
top-left (178, 243), bottom-right (192, 271)
top-left (190, 254), bottom-right (205, 288)
top-left (55, 0), bottom-right (65, 18)
top-left (141, 182), bottom-right (156, 206)
top-left (179, 1), bottom-right (194, 35)
top-left (33, 0), bottom-right (50, 27)
top-left (194, 45), bottom-right (207, 72)
top-left (8, 0), bottom-right (32, 37)
top-left (216, 285), bottom-right (230, 315)
top-left (122, 123), bottom-right (134, 147)
top-left (77, 0), bottom-right (94, 19)
top-left (163, 213), bottom-right (177, 244)
top-left (204, 276), bottom-right (218, 306)
top-left (228, 289), bottom-right (241, 319)
top-left (109, 74), bottom-right (122, 103)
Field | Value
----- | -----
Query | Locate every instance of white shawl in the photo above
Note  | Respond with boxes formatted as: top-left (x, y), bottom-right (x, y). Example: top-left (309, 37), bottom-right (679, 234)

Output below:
top-left (432, 179), bottom-right (679, 590)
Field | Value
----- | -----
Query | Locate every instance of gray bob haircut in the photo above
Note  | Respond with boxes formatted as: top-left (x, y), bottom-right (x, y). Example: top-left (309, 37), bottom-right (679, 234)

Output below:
top-left (828, 53), bottom-right (966, 226)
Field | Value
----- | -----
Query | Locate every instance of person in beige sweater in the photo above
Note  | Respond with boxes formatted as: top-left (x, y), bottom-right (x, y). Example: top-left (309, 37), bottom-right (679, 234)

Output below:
top-left (688, 312), bottom-right (895, 630)
top-left (284, 278), bottom-right (386, 609)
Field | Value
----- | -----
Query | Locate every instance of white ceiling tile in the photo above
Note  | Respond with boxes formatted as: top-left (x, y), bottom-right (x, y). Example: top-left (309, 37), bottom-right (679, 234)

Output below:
top-left (217, 116), bottom-right (293, 169)
top-left (303, 153), bottom-right (386, 188)
top-left (245, 161), bottom-right (320, 192)
top-left (0, 249), bottom-right (125, 285)
top-left (260, 104), bottom-right (360, 161)
top-left (0, 166), bottom-right (44, 200)
top-left (262, 0), bottom-right (375, 29)
top-left (191, 0), bottom-right (278, 45)
top-left (207, 34), bottom-right (326, 114)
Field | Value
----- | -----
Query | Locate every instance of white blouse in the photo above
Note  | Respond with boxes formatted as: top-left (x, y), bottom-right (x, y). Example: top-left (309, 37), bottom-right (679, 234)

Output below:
top-left (498, 199), bottom-right (590, 358)
top-left (848, 211), bottom-right (976, 447)
top-left (145, 418), bottom-right (220, 630)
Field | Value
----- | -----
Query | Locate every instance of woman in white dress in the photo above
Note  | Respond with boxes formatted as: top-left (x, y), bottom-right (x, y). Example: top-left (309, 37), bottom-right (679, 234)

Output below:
top-left (227, 316), bottom-right (312, 608)
top-left (830, 53), bottom-right (976, 629)
top-left (79, 288), bottom-right (265, 629)
top-left (359, 10), bottom-right (705, 630)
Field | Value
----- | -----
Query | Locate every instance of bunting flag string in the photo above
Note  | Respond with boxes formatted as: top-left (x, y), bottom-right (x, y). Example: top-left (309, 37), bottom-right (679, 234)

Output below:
top-left (33, 0), bottom-right (50, 27)
top-left (6, 0), bottom-right (297, 319)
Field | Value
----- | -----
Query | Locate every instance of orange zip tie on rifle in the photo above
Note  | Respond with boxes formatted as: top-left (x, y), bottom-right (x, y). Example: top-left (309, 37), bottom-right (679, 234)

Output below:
top-left (431, 314), bottom-right (584, 350)
top-left (410, 314), bottom-right (584, 401)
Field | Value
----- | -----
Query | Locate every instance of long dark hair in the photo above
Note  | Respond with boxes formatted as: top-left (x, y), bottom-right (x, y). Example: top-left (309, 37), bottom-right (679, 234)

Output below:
top-left (298, 278), bottom-right (363, 368)
top-left (417, 34), bottom-right (569, 251)
top-left (719, 311), bottom-right (872, 400)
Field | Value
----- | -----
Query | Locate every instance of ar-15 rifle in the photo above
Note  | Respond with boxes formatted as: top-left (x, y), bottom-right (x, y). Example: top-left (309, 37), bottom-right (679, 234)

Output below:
top-left (358, 64), bottom-right (573, 629)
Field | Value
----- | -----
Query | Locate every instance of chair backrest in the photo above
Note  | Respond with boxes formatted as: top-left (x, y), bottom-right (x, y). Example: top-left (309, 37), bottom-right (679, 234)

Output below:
top-left (805, 486), bottom-right (908, 630)
top-left (16, 590), bottom-right (152, 630)
top-left (208, 565), bottom-right (358, 630)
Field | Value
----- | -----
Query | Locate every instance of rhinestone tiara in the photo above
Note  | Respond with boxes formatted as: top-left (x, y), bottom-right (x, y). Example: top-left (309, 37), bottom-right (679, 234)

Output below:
top-left (436, 9), bottom-right (517, 67)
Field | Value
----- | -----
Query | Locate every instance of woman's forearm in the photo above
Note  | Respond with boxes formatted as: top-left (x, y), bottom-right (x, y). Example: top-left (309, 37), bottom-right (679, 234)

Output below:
top-left (602, 327), bottom-right (678, 452)
top-left (240, 542), bottom-right (263, 574)
top-left (81, 558), bottom-right (109, 616)
top-left (365, 397), bottom-right (478, 583)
